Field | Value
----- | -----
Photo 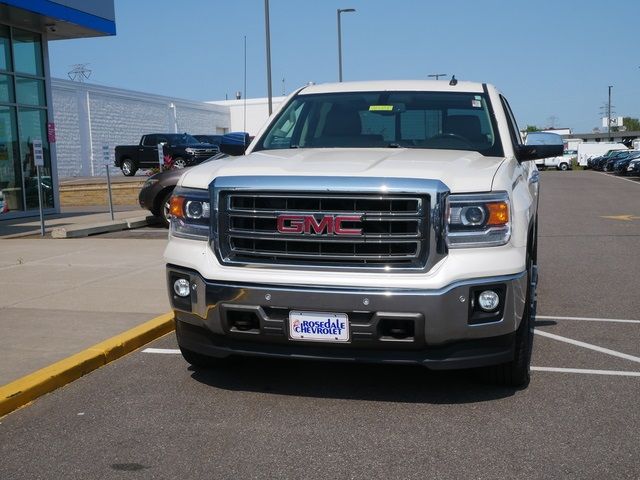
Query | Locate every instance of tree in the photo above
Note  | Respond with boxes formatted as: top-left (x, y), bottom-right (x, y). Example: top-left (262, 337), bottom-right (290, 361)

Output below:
top-left (525, 125), bottom-right (540, 132)
top-left (622, 117), bottom-right (640, 131)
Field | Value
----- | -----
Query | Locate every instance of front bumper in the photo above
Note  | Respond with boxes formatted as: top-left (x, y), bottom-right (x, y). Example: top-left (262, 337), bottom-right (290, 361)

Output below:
top-left (167, 266), bottom-right (529, 369)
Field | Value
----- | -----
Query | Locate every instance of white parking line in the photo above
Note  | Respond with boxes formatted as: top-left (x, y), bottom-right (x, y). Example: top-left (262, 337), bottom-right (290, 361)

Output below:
top-left (532, 366), bottom-right (640, 377)
top-left (142, 348), bottom-right (181, 354)
top-left (596, 171), bottom-right (640, 186)
top-left (534, 329), bottom-right (640, 364)
top-left (537, 315), bottom-right (640, 324)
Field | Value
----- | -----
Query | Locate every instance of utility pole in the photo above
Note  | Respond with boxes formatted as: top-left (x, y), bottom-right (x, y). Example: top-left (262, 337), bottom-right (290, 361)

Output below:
top-left (264, 0), bottom-right (273, 115)
top-left (428, 73), bottom-right (448, 80)
top-left (608, 85), bottom-right (613, 135)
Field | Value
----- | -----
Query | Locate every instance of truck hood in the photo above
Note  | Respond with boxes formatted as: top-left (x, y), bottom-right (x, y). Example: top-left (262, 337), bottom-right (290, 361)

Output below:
top-left (179, 148), bottom-right (505, 193)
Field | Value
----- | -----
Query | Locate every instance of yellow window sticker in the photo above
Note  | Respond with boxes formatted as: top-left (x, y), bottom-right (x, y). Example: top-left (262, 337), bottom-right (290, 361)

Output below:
top-left (369, 105), bottom-right (394, 111)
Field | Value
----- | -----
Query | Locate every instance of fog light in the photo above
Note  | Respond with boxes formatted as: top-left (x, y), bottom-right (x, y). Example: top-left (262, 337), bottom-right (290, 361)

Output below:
top-left (478, 290), bottom-right (499, 311)
top-left (173, 278), bottom-right (191, 297)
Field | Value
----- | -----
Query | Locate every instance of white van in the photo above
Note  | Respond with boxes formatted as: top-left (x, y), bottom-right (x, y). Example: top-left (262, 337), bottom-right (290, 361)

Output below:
top-left (577, 143), bottom-right (627, 167)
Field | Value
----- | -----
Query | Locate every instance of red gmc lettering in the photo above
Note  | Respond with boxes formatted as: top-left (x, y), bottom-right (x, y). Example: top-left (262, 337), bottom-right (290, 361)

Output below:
top-left (277, 215), bottom-right (304, 233)
top-left (277, 215), bottom-right (362, 235)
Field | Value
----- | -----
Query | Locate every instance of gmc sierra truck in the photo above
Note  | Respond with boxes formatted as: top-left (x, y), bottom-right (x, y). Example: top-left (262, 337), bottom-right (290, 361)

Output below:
top-left (164, 80), bottom-right (562, 387)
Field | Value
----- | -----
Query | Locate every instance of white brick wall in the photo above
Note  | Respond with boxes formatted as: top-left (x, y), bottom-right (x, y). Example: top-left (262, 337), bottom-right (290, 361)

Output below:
top-left (51, 78), bottom-right (230, 177)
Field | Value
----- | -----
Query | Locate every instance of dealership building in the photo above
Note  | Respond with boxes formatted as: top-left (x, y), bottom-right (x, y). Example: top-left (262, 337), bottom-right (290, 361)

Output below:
top-left (0, 0), bottom-right (117, 219)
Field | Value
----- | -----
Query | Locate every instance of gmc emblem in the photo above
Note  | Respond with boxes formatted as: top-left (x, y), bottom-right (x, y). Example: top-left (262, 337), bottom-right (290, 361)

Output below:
top-left (277, 215), bottom-right (363, 236)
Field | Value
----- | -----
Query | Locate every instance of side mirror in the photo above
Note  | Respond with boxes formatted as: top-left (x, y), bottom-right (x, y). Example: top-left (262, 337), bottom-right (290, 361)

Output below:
top-left (516, 144), bottom-right (564, 161)
top-left (520, 131), bottom-right (564, 161)
top-left (220, 132), bottom-right (251, 156)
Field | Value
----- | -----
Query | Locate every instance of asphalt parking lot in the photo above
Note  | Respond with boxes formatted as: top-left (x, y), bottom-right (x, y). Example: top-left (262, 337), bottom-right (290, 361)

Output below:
top-left (1, 170), bottom-right (639, 479)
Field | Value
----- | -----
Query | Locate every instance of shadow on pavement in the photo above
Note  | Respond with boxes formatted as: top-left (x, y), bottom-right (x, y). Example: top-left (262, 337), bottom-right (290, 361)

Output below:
top-left (190, 357), bottom-right (519, 404)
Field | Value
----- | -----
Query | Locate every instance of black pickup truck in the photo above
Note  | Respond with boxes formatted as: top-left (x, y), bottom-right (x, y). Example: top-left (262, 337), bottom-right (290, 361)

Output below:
top-left (114, 133), bottom-right (219, 176)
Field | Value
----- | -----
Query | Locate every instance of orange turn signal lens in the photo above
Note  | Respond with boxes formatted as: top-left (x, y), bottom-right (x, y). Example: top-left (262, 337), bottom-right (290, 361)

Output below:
top-left (169, 196), bottom-right (185, 218)
top-left (486, 202), bottom-right (509, 226)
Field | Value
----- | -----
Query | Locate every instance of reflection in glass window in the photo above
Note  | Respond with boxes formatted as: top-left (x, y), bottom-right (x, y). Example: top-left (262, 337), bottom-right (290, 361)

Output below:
top-left (0, 106), bottom-right (23, 213)
top-left (12, 28), bottom-right (44, 77)
top-left (0, 25), bottom-right (11, 72)
top-left (16, 77), bottom-right (46, 106)
top-left (0, 73), bottom-right (14, 103)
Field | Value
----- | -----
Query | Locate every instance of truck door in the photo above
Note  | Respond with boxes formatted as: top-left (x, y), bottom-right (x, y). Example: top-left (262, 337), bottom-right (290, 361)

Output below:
top-left (141, 135), bottom-right (158, 166)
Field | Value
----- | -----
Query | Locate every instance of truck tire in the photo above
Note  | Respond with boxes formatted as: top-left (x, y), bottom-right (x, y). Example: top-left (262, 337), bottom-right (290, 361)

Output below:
top-left (558, 162), bottom-right (569, 171)
top-left (121, 158), bottom-right (137, 176)
top-left (482, 260), bottom-right (534, 388)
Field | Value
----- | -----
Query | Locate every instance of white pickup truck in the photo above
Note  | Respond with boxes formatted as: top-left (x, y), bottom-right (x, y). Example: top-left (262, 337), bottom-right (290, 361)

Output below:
top-left (164, 80), bottom-right (562, 387)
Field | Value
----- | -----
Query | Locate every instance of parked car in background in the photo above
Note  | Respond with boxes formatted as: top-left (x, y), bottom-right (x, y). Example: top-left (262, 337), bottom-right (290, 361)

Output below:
top-left (194, 132), bottom-right (252, 156)
top-left (593, 150), bottom-right (630, 171)
top-left (139, 153), bottom-right (228, 226)
top-left (602, 151), bottom-right (636, 172)
top-left (613, 151), bottom-right (640, 175)
top-left (115, 133), bottom-right (219, 176)
top-left (535, 149), bottom-right (576, 171)
top-left (577, 143), bottom-right (627, 167)
top-left (626, 157), bottom-right (640, 175)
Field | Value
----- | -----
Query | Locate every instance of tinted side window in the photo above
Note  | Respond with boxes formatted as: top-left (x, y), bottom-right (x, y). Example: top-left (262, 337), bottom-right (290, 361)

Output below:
top-left (143, 135), bottom-right (156, 146)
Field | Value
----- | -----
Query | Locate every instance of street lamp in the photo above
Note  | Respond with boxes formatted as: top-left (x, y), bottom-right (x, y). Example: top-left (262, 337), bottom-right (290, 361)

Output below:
top-left (337, 8), bottom-right (355, 82)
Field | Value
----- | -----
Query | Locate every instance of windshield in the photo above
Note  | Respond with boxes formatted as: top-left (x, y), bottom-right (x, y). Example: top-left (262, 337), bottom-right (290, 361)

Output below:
top-left (255, 91), bottom-right (503, 156)
top-left (165, 134), bottom-right (200, 145)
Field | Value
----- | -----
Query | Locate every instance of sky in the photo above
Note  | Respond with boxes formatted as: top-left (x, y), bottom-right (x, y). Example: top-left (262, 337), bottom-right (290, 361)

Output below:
top-left (48, 0), bottom-right (640, 133)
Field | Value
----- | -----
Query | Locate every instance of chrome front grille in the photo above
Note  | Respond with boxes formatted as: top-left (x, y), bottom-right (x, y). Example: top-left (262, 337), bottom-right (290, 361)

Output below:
top-left (217, 192), bottom-right (430, 268)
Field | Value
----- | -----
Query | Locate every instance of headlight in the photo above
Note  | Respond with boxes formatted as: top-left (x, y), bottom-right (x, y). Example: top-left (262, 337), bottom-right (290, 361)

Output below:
top-left (185, 148), bottom-right (195, 154)
top-left (446, 192), bottom-right (510, 248)
top-left (169, 187), bottom-right (210, 240)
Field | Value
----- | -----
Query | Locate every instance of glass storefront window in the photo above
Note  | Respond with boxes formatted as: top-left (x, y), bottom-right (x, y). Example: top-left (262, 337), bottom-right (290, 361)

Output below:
top-left (12, 28), bottom-right (44, 77)
top-left (0, 26), bottom-right (51, 216)
top-left (0, 25), bottom-right (11, 72)
top-left (0, 106), bottom-right (23, 212)
top-left (18, 108), bottom-right (52, 209)
top-left (15, 77), bottom-right (45, 106)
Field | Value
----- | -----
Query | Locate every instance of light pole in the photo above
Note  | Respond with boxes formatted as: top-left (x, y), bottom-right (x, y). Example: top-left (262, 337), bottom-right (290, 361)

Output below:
top-left (264, 0), bottom-right (273, 115)
top-left (428, 73), bottom-right (447, 80)
top-left (337, 8), bottom-right (355, 82)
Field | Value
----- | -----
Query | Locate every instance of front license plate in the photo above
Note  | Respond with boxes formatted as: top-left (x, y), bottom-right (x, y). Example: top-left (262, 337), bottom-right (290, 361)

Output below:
top-left (289, 311), bottom-right (350, 342)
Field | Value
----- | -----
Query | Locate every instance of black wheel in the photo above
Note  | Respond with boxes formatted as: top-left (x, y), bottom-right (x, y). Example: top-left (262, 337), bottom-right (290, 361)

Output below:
top-left (558, 162), bottom-right (569, 171)
top-left (156, 188), bottom-right (174, 228)
top-left (172, 156), bottom-right (186, 169)
top-left (121, 158), bottom-right (137, 176)
top-left (179, 346), bottom-right (231, 370)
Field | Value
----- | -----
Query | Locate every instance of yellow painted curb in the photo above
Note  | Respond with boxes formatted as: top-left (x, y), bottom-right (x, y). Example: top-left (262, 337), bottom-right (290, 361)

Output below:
top-left (0, 312), bottom-right (175, 418)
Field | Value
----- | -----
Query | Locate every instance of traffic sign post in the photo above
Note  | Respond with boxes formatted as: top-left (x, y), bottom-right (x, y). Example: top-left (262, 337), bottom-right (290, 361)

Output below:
top-left (157, 143), bottom-right (165, 171)
top-left (102, 144), bottom-right (114, 220)
top-left (32, 139), bottom-right (45, 237)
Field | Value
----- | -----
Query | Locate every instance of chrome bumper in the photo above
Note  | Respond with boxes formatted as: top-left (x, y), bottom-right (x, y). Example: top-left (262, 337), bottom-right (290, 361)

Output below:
top-left (168, 266), bottom-right (529, 369)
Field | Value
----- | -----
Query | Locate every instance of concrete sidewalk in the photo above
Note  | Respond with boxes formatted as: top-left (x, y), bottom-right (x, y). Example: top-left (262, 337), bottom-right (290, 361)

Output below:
top-left (0, 237), bottom-right (171, 386)
top-left (0, 207), bottom-right (154, 239)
